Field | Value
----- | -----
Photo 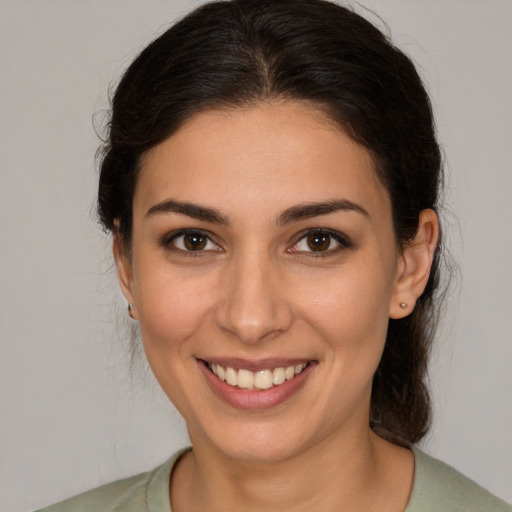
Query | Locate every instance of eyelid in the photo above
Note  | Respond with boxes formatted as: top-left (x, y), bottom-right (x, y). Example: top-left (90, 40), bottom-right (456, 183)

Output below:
top-left (160, 227), bottom-right (352, 256)
top-left (163, 228), bottom-right (221, 253)
top-left (288, 228), bottom-right (353, 254)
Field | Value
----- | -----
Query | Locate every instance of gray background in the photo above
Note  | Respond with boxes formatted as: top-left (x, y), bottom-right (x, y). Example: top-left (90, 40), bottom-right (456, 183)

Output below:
top-left (1, 1), bottom-right (511, 510)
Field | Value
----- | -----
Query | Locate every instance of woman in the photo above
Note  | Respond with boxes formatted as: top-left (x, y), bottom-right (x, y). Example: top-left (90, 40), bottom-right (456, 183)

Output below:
top-left (37, 0), bottom-right (510, 510)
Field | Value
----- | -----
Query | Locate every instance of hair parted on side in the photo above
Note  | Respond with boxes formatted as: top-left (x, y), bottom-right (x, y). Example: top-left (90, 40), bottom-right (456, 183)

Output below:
top-left (97, 0), bottom-right (444, 445)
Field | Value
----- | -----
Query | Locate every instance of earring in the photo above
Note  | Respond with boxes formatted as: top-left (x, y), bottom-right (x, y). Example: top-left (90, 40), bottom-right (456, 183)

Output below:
top-left (399, 302), bottom-right (407, 310)
top-left (128, 303), bottom-right (135, 319)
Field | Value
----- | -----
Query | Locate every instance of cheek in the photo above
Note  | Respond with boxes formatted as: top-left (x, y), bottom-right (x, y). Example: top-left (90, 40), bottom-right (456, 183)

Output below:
top-left (132, 265), bottom-right (218, 413)
top-left (294, 264), bottom-right (394, 356)
top-left (132, 260), bottom-right (216, 353)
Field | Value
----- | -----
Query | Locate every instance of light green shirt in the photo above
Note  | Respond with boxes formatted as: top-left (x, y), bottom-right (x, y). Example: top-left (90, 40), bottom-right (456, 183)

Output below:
top-left (36, 446), bottom-right (511, 511)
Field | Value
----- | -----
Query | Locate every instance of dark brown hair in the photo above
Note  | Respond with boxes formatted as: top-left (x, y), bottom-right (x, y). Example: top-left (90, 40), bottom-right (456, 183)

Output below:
top-left (98, 0), bottom-right (443, 444)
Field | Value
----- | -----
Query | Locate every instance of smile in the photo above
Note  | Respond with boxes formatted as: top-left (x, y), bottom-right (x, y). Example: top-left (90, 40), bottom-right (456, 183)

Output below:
top-left (206, 362), bottom-right (309, 390)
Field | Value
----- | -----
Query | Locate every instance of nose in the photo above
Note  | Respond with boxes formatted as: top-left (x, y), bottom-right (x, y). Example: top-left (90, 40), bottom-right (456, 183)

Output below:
top-left (214, 250), bottom-right (294, 345)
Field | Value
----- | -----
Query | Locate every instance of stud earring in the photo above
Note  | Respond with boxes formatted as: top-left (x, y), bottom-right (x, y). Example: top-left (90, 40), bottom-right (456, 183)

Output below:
top-left (128, 303), bottom-right (135, 318)
top-left (399, 302), bottom-right (407, 310)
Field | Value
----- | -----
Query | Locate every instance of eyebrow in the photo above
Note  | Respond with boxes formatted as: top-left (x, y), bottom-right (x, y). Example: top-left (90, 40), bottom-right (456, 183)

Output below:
top-left (145, 199), bottom-right (229, 225)
top-left (276, 199), bottom-right (369, 226)
top-left (145, 198), bottom-right (368, 226)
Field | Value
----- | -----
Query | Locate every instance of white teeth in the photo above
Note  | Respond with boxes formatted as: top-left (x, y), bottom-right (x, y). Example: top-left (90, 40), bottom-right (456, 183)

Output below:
top-left (254, 369), bottom-right (273, 390)
top-left (209, 362), bottom-right (309, 390)
top-left (237, 369), bottom-right (254, 389)
top-left (285, 366), bottom-right (295, 380)
top-left (272, 367), bottom-right (286, 385)
top-left (225, 366), bottom-right (237, 386)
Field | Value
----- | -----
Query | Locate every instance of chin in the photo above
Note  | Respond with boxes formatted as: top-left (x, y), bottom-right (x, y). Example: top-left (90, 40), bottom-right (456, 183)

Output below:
top-left (191, 419), bottom-right (315, 465)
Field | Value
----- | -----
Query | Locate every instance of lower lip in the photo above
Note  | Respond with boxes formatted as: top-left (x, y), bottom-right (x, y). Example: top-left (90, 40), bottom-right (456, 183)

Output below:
top-left (198, 361), bottom-right (315, 410)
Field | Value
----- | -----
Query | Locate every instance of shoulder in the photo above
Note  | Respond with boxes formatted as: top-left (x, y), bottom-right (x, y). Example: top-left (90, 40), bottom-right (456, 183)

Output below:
top-left (406, 446), bottom-right (511, 512)
top-left (35, 472), bottom-right (153, 512)
top-left (34, 449), bottom-right (190, 512)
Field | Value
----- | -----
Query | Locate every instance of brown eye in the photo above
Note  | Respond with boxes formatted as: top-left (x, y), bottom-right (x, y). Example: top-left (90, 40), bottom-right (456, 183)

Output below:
top-left (183, 233), bottom-right (207, 250)
top-left (290, 229), bottom-right (350, 255)
top-left (168, 231), bottom-right (219, 252)
top-left (306, 232), bottom-right (331, 252)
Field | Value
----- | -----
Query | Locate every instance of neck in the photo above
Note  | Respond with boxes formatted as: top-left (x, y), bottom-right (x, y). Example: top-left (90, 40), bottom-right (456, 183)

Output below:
top-left (171, 428), bottom-right (414, 512)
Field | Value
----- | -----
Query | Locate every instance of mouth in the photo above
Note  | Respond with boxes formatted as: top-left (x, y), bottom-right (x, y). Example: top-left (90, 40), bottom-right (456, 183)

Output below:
top-left (204, 361), bottom-right (310, 391)
top-left (198, 358), bottom-right (316, 409)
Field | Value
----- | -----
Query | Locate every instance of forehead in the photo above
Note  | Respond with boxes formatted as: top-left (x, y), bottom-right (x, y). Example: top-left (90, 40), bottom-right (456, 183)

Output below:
top-left (134, 101), bottom-right (390, 221)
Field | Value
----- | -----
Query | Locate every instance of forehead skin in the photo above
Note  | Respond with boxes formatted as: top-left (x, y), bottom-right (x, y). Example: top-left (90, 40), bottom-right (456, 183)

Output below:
top-left (134, 101), bottom-right (392, 236)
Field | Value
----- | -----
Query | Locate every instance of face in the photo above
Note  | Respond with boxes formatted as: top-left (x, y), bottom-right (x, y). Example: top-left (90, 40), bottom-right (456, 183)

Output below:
top-left (118, 102), bottom-right (409, 463)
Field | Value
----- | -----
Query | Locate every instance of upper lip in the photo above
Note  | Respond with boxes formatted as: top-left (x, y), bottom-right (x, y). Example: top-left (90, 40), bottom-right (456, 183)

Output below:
top-left (198, 357), bottom-right (315, 372)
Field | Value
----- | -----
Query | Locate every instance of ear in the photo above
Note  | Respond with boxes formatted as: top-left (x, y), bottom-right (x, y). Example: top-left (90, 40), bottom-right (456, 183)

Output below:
top-left (113, 229), bottom-right (138, 320)
top-left (389, 209), bottom-right (439, 319)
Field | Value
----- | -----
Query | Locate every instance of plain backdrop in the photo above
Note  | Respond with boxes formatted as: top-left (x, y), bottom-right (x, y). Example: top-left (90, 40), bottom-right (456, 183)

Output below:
top-left (1, 1), bottom-right (511, 510)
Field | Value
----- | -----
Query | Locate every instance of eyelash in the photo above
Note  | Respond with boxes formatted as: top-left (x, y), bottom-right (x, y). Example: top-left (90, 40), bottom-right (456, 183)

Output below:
top-left (163, 229), bottom-right (220, 256)
top-left (289, 228), bottom-right (353, 257)
top-left (162, 228), bottom-right (352, 257)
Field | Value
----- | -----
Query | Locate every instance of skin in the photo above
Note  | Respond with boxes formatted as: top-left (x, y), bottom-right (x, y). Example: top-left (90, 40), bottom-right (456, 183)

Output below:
top-left (115, 101), bottom-right (439, 511)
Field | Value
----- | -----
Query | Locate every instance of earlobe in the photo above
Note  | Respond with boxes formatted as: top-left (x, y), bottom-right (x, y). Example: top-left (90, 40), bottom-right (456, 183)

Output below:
top-left (113, 232), bottom-right (137, 318)
top-left (389, 209), bottom-right (439, 319)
